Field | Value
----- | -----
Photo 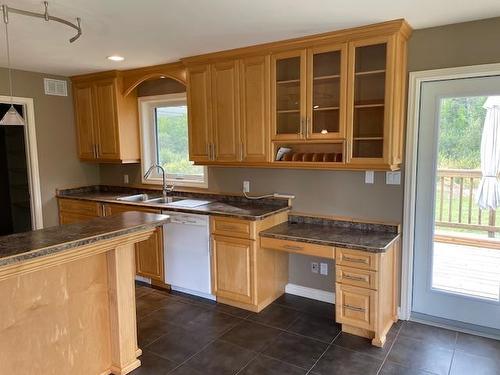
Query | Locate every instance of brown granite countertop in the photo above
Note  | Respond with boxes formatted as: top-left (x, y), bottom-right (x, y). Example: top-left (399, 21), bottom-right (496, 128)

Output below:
top-left (56, 185), bottom-right (291, 221)
top-left (0, 212), bottom-right (170, 267)
top-left (260, 215), bottom-right (400, 253)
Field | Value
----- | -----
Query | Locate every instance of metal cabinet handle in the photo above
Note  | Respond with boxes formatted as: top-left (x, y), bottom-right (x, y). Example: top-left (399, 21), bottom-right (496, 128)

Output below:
top-left (219, 225), bottom-right (238, 231)
top-left (96, 143), bottom-right (100, 158)
top-left (212, 143), bottom-right (217, 160)
top-left (240, 142), bottom-right (244, 161)
top-left (307, 116), bottom-right (311, 134)
top-left (343, 256), bottom-right (368, 264)
top-left (283, 244), bottom-right (303, 251)
top-left (344, 274), bottom-right (366, 282)
top-left (344, 304), bottom-right (365, 312)
top-left (299, 118), bottom-right (305, 135)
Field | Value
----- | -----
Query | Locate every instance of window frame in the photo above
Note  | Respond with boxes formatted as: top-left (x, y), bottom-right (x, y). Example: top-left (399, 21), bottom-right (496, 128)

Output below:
top-left (138, 93), bottom-right (208, 188)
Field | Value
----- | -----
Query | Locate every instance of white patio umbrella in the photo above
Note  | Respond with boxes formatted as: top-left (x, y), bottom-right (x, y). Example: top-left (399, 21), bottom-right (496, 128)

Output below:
top-left (476, 96), bottom-right (500, 210)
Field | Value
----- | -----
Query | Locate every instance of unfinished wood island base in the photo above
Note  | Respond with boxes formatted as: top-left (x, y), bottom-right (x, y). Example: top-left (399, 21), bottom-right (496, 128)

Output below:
top-left (0, 212), bottom-right (168, 375)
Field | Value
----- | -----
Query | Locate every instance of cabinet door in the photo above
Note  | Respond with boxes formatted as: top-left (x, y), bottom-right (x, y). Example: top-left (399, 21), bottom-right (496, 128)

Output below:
top-left (212, 235), bottom-right (255, 304)
top-left (271, 50), bottom-right (307, 140)
top-left (135, 227), bottom-right (164, 282)
top-left (211, 60), bottom-right (240, 162)
top-left (306, 44), bottom-right (347, 140)
top-left (73, 82), bottom-right (96, 160)
top-left (93, 79), bottom-right (121, 160)
top-left (187, 64), bottom-right (212, 162)
top-left (104, 203), bottom-right (164, 282)
top-left (240, 56), bottom-right (271, 162)
top-left (347, 36), bottom-right (392, 166)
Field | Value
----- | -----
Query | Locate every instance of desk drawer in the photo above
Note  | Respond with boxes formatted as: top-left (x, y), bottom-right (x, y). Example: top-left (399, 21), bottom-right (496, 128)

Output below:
top-left (260, 237), bottom-right (335, 259)
top-left (336, 247), bottom-right (379, 271)
top-left (336, 265), bottom-right (378, 290)
top-left (336, 284), bottom-right (376, 330)
top-left (212, 217), bottom-right (254, 239)
top-left (58, 198), bottom-right (102, 216)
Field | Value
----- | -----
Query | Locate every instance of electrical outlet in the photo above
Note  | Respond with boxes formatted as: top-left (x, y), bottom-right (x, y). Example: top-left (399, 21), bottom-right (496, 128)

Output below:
top-left (123, 174), bottom-right (129, 184)
top-left (320, 263), bottom-right (328, 275)
top-left (386, 171), bottom-right (401, 185)
top-left (365, 171), bottom-right (374, 184)
top-left (243, 180), bottom-right (250, 193)
top-left (311, 262), bottom-right (319, 274)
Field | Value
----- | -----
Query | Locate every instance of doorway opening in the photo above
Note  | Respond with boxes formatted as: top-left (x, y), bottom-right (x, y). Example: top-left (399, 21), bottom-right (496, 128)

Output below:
top-left (0, 96), bottom-right (42, 234)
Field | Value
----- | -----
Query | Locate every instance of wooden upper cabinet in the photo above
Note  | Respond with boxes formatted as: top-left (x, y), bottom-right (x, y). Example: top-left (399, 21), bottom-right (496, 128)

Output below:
top-left (71, 72), bottom-right (140, 163)
top-left (306, 44), bottom-right (347, 140)
top-left (93, 79), bottom-right (120, 160)
top-left (184, 19), bottom-right (411, 170)
top-left (211, 60), bottom-right (240, 162)
top-left (187, 64), bottom-right (212, 162)
top-left (240, 56), bottom-right (271, 162)
top-left (271, 50), bottom-right (307, 141)
top-left (73, 82), bottom-right (96, 160)
top-left (346, 35), bottom-right (405, 168)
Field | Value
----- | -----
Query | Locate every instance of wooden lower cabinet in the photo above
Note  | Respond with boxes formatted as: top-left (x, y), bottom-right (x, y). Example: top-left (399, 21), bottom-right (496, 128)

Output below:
top-left (212, 235), bottom-right (255, 305)
top-left (103, 203), bottom-right (164, 282)
top-left (58, 198), bottom-right (102, 224)
top-left (57, 198), bottom-right (165, 283)
top-left (335, 241), bottom-right (400, 347)
top-left (210, 214), bottom-right (288, 312)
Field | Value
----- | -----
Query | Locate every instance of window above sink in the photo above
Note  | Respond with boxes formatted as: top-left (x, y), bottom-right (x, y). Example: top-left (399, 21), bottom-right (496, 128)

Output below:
top-left (138, 91), bottom-right (208, 189)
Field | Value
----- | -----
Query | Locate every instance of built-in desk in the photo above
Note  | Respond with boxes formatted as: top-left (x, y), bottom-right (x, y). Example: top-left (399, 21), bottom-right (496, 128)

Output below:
top-left (259, 214), bottom-right (401, 347)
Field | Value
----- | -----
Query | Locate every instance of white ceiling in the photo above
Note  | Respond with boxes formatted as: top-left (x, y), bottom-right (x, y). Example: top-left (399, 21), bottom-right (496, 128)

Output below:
top-left (1, 0), bottom-right (500, 76)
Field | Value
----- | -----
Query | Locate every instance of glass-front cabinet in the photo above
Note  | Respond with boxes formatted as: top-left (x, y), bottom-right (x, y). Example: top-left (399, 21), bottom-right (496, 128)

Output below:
top-left (271, 50), bottom-right (306, 140)
top-left (271, 45), bottom-right (346, 141)
top-left (347, 37), bottom-right (391, 165)
top-left (307, 44), bottom-right (347, 139)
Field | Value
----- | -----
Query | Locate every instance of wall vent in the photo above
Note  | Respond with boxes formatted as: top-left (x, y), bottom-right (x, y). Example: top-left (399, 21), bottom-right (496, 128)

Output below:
top-left (44, 78), bottom-right (68, 96)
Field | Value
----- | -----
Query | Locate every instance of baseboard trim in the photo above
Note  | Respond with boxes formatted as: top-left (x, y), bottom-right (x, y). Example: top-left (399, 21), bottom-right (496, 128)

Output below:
top-left (285, 283), bottom-right (335, 304)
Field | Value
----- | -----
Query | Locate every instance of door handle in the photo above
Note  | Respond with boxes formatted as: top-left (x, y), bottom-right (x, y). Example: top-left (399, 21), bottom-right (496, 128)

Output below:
top-left (343, 256), bottom-right (368, 264)
top-left (344, 274), bottom-right (367, 282)
top-left (344, 304), bottom-right (366, 312)
top-left (283, 244), bottom-right (303, 251)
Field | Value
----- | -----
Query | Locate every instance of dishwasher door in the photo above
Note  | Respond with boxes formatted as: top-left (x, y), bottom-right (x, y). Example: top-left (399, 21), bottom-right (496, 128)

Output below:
top-left (162, 211), bottom-right (214, 300)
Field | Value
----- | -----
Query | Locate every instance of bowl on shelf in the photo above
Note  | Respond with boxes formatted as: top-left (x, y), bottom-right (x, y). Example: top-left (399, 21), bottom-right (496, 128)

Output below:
top-left (282, 152), bottom-right (294, 161)
top-left (292, 153), bottom-right (304, 161)
top-left (302, 153), bottom-right (314, 162)
top-left (312, 153), bottom-right (324, 162)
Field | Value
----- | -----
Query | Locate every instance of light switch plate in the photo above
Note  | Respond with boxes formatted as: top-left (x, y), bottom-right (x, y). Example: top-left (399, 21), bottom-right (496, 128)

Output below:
top-left (365, 171), bottom-right (374, 184)
top-left (320, 263), bottom-right (328, 275)
top-left (386, 171), bottom-right (401, 185)
top-left (311, 262), bottom-right (319, 274)
top-left (243, 180), bottom-right (250, 193)
top-left (123, 174), bottom-right (129, 184)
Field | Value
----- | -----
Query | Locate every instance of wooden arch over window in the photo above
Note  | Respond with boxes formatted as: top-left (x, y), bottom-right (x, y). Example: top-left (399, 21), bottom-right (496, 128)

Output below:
top-left (122, 61), bottom-right (187, 96)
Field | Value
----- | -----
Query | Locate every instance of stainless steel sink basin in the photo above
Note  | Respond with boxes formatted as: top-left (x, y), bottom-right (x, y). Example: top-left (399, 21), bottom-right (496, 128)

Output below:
top-left (144, 196), bottom-right (185, 204)
top-left (116, 193), bottom-right (156, 202)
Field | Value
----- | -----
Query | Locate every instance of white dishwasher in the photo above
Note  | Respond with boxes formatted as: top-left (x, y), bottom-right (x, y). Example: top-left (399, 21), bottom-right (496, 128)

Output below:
top-left (162, 211), bottom-right (215, 300)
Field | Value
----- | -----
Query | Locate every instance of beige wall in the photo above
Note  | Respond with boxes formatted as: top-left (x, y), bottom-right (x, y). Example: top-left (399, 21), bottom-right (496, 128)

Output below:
top-left (102, 16), bottom-right (500, 293)
top-left (0, 68), bottom-right (100, 227)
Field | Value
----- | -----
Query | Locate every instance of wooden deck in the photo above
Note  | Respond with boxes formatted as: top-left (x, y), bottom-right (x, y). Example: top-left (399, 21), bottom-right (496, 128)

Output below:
top-left (432, 239), bottom-right (500, 301)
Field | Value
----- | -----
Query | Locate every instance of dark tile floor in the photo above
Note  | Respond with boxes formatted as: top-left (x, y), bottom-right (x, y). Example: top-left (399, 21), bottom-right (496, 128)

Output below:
top-left (131, 284), bottom-right (500, 375)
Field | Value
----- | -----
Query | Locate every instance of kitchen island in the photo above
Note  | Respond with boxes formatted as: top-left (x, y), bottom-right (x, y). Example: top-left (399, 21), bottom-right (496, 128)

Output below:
top-left (0, 211), bottom-right (169, 375)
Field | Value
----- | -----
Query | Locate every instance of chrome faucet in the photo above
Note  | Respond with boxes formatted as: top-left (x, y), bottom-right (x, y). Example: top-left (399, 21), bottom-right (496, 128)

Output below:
top-left (144, 163), bottom-right (175, 199)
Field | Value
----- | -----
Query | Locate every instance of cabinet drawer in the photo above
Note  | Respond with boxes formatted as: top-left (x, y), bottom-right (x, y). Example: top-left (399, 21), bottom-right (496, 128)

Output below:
top-left (59, 198), bottom-right (102, 216)
top-left (212, 217), bottom-right (254, 239)
top-left (336, 265), bottom-right (378, 290)
top-left (103, 203), bottom-right (161, 216)
top-left (336, 247), bottom-right (378, 271)
top-left (336, 284), bottom-right (376, 330)
top-left (260, 237), bottom-right (335, 259)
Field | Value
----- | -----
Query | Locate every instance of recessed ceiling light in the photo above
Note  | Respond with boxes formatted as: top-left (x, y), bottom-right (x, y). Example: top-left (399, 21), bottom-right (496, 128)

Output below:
top-left (159, 75), bottom-right (166, 79)
top-left (107, 55), bottom-right (125, 61)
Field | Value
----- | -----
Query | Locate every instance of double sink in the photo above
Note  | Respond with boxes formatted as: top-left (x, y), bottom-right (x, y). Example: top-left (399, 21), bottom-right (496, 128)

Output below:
top-left (115, 193), bottom-right (212, 208)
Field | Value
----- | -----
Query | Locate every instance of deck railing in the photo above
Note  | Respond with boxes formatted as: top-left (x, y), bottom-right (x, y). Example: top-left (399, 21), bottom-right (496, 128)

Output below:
top-left (436, 169), bottom-right (499, 238)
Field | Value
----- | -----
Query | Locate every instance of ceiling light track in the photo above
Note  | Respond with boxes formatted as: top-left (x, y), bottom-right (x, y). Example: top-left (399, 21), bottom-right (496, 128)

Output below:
top-left (0, 1), bottom-right (82, 43)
